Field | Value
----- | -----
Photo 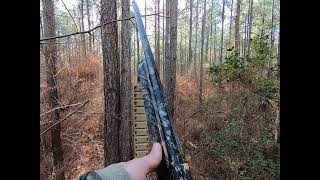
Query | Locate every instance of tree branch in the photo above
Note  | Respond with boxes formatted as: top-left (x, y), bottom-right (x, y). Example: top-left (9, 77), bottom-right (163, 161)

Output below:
top-left (40, 99), bottom-right (89, 136)
top-left (40, 99), bottom-right (89, 117)
top-left (40, 12), bottom-right (168, 42)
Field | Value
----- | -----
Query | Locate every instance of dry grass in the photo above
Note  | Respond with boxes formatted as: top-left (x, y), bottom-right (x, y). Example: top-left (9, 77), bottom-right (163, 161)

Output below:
top-left (174, 75), bottom-right (279, 179)
top-left (40, 53), bottom-right (104, 180)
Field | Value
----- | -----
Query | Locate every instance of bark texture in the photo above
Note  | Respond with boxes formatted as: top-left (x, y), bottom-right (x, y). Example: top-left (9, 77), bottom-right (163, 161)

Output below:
top-left (42, 0), bottom-right (65, 179)
top-left (101, 0), bottom-right (121, 166)
top-left (120, 0), bottom-right (133, 162)
top-left (234, 0), bottom-right (241, 55)
top-left (165, 0), bottom-right (178, 118)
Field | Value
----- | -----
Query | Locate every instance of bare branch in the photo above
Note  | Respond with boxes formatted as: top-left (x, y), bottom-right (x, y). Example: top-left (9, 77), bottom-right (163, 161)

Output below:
top-left (40, 99), bottom-right (89, 117)
top-left (40, 99), bottom-right (89, 136)
top-left (40, 13), bottom-right (168, 42)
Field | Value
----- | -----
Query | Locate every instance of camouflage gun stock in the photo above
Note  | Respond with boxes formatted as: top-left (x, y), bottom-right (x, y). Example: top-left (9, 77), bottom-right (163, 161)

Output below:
top-left (132, 1), bottom-right (192, 179)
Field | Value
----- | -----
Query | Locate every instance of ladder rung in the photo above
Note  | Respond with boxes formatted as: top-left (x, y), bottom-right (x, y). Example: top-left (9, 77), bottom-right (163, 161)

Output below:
top-left (134, 129), bottom-right (148, 136)
top-left (134, 107), bottom-right (145, 114)
top-left (134, 122), bottom-right (148, 129)
top-left (135, 143), bottom-right (149, 151)
top-left (134, 136), bottom-right (149, 143)
top-left (134, 115), bottom-right (147, 122)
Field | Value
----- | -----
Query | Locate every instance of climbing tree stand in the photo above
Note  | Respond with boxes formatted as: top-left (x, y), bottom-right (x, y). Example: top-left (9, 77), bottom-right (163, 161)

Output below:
top-left (133, 84), bottom-right (150, 157)
top-left (133, 84), bottom-right (157, 179)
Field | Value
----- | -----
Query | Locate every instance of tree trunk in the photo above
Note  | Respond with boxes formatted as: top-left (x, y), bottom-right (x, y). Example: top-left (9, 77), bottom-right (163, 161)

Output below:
top-left (277, 27), bottom-right (280, 77)
top-left (213, 17), bottom-right (217, 65)
top-left (187, 0), bottom-right (193, 72)
top-left (243, 13), bottom-right (247, 58)
top-left (269, 0), bottom-right (275, 69)
top-left (80, 0), bottom-right (87, 58)
top-left (209, 3), bottom-right (213, 65)
top-left (164, 0), bottom-right (171, 92)
top-left (101, 0), bottom-right (121, 166)
top-left (92, 9), bottom-right (95, 49)
top-left (184, 25), bottom-right (188, 72)
top-left (199, 0), bottom-right (207, 104)
top-left (86, 0), bottom-right (92, 50)
top-left (234, 0), bottom-right (241, 55)
top-left (162, 0), bottom-right (165, 80)
top-left (40, 15), bottom-right (44, 38)
top-left (67, 36), bottom-right (71, 61)
top-left (246, 0), bottom-right (253, 61)
top-left (219, 0), bottom-right (226, 64)
top-left (179, 29), bottom-right (183, 74)
top-left (120, 0), bottom-right (133, 162)
top-left (165, 0), bottom-right (178, 118)
top-left (157, 0), bottom-right (160, 73)
top-left (154, 0), bottom-right (160, 70)
top-left (205, 23), bottom-right (209, 64)
top-left (228, 0), bottom-right (234, 48)
top-left (42, 0), bottom-right (65, 179)
top-left (193, 0), bottom-right (199, 73)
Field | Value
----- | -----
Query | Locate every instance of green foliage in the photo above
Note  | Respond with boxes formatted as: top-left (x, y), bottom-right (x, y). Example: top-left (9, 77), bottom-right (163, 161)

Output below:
top-left (208, 52), bottom-right (247, 84)
top-left (205, 36), bottom-right (280, 177)
top-left (251, 34), bottom-right (269, 67)
top-left (208, 33), bottom-right (279, 100)
top-left (198, 117), bottom-right (279, 179)
top-left (254, 77), bottom-right (279, 100)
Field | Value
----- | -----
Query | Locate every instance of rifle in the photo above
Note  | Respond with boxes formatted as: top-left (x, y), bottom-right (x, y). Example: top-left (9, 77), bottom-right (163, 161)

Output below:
top-left (132, 1), bottom-right (192, 179)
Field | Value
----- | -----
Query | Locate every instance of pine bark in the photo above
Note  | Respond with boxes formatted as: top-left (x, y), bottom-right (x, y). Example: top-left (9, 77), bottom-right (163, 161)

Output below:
top-left (157, 0), bottom-right (160, 73)
top-left (154, 0), bottom-right (160, 70)
top-left (208, 7), bottom-right (212, 65)
top-left (187, 0), bottom-right (193, 71)
top-left (213, 17), bottom-right (217, 64)
top-left (228, 0), bottom-right (234, 48)
top-left (80, 0), bottom-right (87, 58)
top-left (179, 29), bottom-right (183, 74)
top-left (193, 0), bottom-right (199, 73)
top-left (164, 0), bottom-right (171, 91)
top-left (234, 0), bottom-right (241, 55)
top-left (269, 0), bottom-right (275, 69)
top-left (86, 0), bottom-right (92, 50)
top-left (101, 0), bottom-right (121, 166)
top-left (246, 0), bottom-right (254, 60)
top-left (199, 0), bottom-right (207, 104)
top-left (42, 0), bottom-right (65, 179)
top-left (120, 0), bottom-right (133, 162)
top-left (219, 0), bottom-right (226, 64)
top-left (165, 0), bottom-right (178, 118)
top-left (277, 27), bottom-right (280, 77)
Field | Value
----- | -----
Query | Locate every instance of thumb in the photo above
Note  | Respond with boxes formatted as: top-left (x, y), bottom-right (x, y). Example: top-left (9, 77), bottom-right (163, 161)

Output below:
top-left (139, 142), bottom-right (163, 173)
top-left (121, 143), bottom-right (163, 180)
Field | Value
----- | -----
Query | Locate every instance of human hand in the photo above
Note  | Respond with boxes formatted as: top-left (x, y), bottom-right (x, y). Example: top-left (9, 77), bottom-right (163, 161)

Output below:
top-left (79, 143), bottom-right (162, 180)
top-left (120, 142), bottom-right (162, 180)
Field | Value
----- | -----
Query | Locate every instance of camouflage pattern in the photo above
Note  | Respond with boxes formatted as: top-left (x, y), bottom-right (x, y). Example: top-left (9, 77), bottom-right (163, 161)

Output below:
top-left (132, 1), bottom-right (192, 179)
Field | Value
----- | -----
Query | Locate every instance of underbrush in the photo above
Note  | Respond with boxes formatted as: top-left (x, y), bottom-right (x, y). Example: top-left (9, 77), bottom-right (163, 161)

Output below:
top-left (40, 53), bottom-right (104, 179)
top-left (198, 87), bottom-right (279, 179)
top-left (175, 45), bottom-right (279, 178)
